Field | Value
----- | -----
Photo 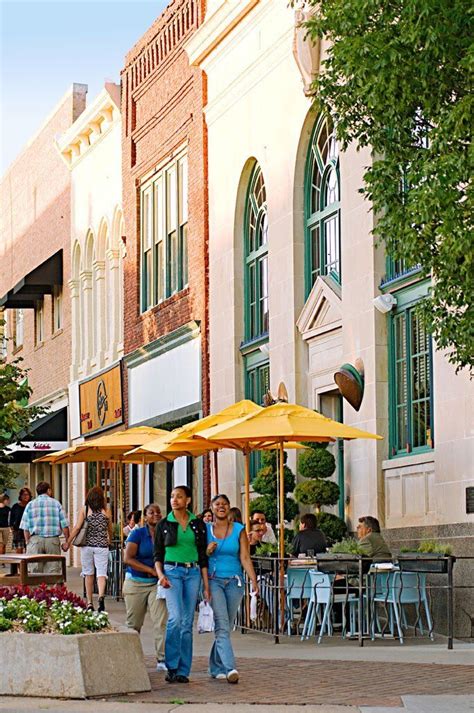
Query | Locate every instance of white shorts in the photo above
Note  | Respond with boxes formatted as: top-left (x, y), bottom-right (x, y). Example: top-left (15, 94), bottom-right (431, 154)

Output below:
top-left (80, 546), bottom-right (109, 578)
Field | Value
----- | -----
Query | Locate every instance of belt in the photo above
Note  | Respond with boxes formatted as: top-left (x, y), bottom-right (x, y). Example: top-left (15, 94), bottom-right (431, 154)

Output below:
top-left (165, 561), bottom-right (198, 568)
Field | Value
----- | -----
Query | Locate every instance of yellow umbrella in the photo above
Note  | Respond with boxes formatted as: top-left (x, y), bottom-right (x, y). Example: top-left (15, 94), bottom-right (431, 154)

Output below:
top-left (196, 402), bottom-right (382, 556)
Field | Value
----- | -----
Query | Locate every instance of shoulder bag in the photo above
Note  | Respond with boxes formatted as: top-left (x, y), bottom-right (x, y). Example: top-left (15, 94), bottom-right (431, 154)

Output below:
top-left (73, 505), bottom-right (89, 547)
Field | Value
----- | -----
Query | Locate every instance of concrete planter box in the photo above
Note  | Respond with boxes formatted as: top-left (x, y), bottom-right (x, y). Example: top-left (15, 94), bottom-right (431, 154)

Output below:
top-left (397, 553), bottom-right (455, 574)
top-left (0, 627), bottom-right (151, 698)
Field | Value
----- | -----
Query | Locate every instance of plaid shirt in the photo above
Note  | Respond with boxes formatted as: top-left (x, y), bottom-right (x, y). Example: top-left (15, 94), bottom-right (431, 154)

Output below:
top-left (20, 494), bottom-right (68, 537)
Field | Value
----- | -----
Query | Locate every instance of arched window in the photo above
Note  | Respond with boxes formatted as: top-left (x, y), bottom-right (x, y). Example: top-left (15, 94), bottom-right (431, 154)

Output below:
top-left (244, 164), bottom-right (268, 341)
top-left (305, 115), bottom-right (340, 292)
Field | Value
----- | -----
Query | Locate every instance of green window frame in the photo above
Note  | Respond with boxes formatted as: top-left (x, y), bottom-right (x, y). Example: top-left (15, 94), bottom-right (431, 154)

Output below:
top-left (304, 115), bottom-right (341, 296)
top-left (140, 153), bottom-right (188, 312)
top-left (388, 283), bottom-right (434, 456)
top-left (245, 350), bottom-right (270, 479)
top-left (244, 164), bottom-right (268, 342)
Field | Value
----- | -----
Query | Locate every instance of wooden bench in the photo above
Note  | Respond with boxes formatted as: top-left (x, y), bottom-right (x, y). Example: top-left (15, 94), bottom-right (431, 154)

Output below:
top-left (0, 553), bottom-right (67, 586)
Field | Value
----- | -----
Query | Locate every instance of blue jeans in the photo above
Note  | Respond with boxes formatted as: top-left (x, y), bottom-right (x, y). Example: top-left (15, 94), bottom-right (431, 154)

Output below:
top-left (208, 576), bottom-right (244, 677)
top-left (163, 564), bottom-right (201, 677)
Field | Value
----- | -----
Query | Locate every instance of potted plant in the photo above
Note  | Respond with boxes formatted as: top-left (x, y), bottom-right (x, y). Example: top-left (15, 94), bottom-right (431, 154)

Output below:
top-left (0, 584), bottom-right (150, 698)
top-left (397, 540), bottom-right (455, 573)
top-left (315, 538), bottom-right (371, 575)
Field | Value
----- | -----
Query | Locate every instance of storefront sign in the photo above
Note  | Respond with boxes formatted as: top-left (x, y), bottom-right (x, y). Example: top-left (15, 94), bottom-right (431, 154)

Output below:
top-left (79, 364), bottom-right (123, 436)
top-left (5, 441), bottom-right (68, 454)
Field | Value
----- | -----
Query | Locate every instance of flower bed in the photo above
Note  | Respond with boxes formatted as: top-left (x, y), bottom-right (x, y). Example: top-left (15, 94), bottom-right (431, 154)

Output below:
top-left (0, 584), bottom-right (110, 635)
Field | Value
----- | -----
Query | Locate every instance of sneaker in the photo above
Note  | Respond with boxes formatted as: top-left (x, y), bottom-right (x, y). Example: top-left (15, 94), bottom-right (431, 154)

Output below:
top-left (156, 661), bottom-right (167, 672)
top-left (226, 669), bottom-right (239, 684)
top-left (215, 673), bottom-right (227, 680)
top-left (98, 597), bottom-right (105, 613)
top-left (175, 675), bottom-right (189, 683)
top-left (165, 672), bottom-right (177, 683)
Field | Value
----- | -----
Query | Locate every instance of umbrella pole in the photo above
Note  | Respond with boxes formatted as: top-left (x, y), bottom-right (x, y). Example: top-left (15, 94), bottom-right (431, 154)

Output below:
top-left (279, 441), bottom-right (286, 631)
top-left (141, 457), bottom-right (146, 525)
top-left (279, 441), bottom-right (285, 559)
top-left (212, 449), bottom-right (219, 498)
top-left (244, 450), bottom-right (251, 533)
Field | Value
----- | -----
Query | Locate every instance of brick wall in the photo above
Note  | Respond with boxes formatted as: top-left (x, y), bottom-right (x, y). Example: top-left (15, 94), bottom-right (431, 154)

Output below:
top-left (121, 0), bottom-right (210, 502)
top-left (0, 84), bottom-right (87, 404)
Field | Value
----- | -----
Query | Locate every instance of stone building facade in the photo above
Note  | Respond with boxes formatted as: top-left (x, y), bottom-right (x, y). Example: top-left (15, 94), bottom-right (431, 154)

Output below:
top-left (56, 83), bottom-right (124, 563)
top-left (0, 84), bottom-right (87, 505)
top-left (186, 0), bottom-right (473, 634)
top-left (121, 0), bottom-right (210, 513)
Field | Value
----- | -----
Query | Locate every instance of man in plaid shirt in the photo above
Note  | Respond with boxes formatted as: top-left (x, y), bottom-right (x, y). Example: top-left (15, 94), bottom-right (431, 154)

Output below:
top-left (21, 481), bottom-right (69, 574)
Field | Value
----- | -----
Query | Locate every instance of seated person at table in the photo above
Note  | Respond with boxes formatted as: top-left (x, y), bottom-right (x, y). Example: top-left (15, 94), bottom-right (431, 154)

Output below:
top-left (251, 510), bottom-right (276, 544)
top-left (356, 516), bottom-right (392, 561)
top-left (292, 514), bottom-right (327, 557)
top-left (248, 521), bottom-right (265, 555)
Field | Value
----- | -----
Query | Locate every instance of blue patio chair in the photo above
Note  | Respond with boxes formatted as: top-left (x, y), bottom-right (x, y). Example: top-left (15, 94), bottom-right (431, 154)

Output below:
top-left (285, 567), bottom-right (313, 636)
top-left (371, 570), bottom-right (434, 644)
top-left (302, 570), bottom-right (358, 643)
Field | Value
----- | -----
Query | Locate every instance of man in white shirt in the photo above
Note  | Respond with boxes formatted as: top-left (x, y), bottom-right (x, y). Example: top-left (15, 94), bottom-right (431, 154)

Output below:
top-left (252, 510), bottom-right (276, 544)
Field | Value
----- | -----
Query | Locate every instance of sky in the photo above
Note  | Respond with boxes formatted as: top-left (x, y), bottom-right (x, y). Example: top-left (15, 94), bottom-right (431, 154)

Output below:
top-left (0, 0), bottom-right (170, 174)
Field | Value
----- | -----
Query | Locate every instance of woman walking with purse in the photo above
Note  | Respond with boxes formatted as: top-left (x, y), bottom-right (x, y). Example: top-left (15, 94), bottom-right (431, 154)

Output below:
top-left (206, 494), bottom-right (258, 684)
top-left (154, 485), bottom-right (209, 684)
top-left (63, 486), bottom-right (111, 612)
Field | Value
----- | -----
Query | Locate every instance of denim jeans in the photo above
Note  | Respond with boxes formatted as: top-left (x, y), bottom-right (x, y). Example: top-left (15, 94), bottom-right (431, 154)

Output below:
top-left (208, 576), bottom-right (244, 677)
top-left (163, 564), bottom-right (201, 677)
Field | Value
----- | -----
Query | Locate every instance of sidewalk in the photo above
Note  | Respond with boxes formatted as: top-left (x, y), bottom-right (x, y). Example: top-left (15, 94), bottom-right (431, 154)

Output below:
top-left (31, 568), bottom-right (471, 710)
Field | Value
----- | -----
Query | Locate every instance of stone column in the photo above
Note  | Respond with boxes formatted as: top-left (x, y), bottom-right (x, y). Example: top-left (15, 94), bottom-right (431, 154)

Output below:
top-left (68, 277), bottom-right (80, 381)
top-left (80, 269), bottom-right (92, 372)
top-left (106, 247), bottom-right (121, 361)
top-left (93, 259), bottom-right (106, 368)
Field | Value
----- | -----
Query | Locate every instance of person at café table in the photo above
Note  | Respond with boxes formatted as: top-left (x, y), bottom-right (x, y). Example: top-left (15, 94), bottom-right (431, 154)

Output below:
top-left (248, 521), bottom-right (265, 555)
top-left (291, 513), bottom-right (327, 557)
top-left (356, 516), bottom-right (392, 561)
top-left (251, 510), bottom-right (276, 544)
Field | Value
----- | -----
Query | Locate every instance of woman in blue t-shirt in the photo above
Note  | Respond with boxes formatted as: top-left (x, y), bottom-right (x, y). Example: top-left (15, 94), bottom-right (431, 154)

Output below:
top-left (123, 503), bottom-right (168, 671)
top-left (206, 494), bottom-right (258, 684)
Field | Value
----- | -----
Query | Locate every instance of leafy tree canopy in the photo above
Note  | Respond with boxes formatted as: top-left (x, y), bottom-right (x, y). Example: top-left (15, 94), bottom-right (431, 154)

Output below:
top-left (0, 352), bottom-right (45, 491)
top-left (305, 0), bottom-right (473, 371)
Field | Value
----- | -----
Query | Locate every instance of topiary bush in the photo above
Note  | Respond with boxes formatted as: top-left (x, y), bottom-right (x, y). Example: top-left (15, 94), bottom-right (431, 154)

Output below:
top-left (294, 441), bottom-right (347, 544)
top-left (251, 450), bottom-right (298, 525)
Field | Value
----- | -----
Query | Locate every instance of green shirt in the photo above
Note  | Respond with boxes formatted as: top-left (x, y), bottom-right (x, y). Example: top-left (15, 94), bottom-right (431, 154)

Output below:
top-left (164, 511), bottom-right (199, 564)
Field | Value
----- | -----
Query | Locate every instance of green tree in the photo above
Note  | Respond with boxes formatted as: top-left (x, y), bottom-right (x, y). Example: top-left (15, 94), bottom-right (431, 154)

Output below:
top-left (304, 0), bottom-right (473, 371)
top-left (0, 351), bottom-right (45, 491)
top-left (294, 442), bottom-right (347, 543)
top-left (250, 450), bottom-right (299, 525)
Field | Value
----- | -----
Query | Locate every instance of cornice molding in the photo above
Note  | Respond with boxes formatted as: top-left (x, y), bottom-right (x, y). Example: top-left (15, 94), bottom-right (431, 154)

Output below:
top-left (55, 84), bottom-right (121, 169)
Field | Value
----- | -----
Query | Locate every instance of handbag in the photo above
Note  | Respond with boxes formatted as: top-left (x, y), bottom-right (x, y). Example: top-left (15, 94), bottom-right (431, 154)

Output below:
top-left (73, 505), bottom-right (89, 547)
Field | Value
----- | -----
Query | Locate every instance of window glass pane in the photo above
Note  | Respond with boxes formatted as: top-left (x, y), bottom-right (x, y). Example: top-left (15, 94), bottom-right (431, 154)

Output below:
top-left (180, 224), bottom-right (188, 287)
top-left (249, 262), bottom-right (256, 338)
top-left (154, 179), bottom-right (163, 245)
top-left (311, 152), bottom-right (321, 214)
top-left (53, 287), bottom-right (62, 331)
top-left (323, 214), bottom-right (340, 277)
top-left (310, 225), bottom-right (320, 284)
top-left (168, 230), bottom-right (178, 294)
top-left (178, 157), bottom-right (188, 224)
top-left (143, 189), bottom-right (152, 250)
top-left (317, 119), bottom-right (329, 164)
top-left (324, 168), bottom-right (339, 205)
top-left (166, 167), bottom-right (177, 233)
top-left (394, 314), bottom-right (407, 452)
top-left (259, 255), bottom-right (269, 334)
top-left (410, 310), bottom-right (431, 449)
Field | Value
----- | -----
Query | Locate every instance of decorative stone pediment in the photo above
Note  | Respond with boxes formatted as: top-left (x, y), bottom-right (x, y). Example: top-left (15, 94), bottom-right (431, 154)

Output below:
top-left (296, 275), bottom-right (342, 341)
top-left (293, 3), bottom-right (320, 96)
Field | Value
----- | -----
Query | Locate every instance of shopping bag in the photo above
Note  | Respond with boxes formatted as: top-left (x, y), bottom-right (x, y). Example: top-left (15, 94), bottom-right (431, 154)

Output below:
top-left (197, 600), bottom-right (214, 633)
top-left (156, 584), bottom-right (166, 600)
top-left (249, 590), bottom-right (258, 622)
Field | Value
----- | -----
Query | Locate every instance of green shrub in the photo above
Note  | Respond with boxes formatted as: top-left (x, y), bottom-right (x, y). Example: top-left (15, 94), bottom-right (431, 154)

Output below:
top-left (0, 616), bottom-right (12, 631)
top-left (250, 494), bottom-right (299, 525)
top-left (299, 447), bottom-right (336, 480)
top-left (253, 464), bottom-right (295, 496)
top-left (330, 537), bottom-right (365, 555)
top-left (316, 511), bottom-right (348, 544)
top-left (294, 480), bottom-right (340, 509)
top-left (400, 540), bottom-right (453, 555)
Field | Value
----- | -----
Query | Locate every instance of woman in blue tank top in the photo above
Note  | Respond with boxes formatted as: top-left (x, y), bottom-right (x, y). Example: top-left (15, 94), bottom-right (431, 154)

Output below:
top-left (206, 494), bottom-right (258, 684)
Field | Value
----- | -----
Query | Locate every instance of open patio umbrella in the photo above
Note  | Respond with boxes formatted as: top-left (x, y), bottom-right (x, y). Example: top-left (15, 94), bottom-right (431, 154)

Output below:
top-left (34, 426), bottom-right (172, 535)
top-left (125, 400), bottom-right (263, 495)
top-left (196, 402), bottom-right (382, 557)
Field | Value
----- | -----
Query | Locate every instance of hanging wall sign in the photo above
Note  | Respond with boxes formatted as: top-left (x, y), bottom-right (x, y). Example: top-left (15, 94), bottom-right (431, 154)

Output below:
top-left (79, 364), bottom-right (123, 436)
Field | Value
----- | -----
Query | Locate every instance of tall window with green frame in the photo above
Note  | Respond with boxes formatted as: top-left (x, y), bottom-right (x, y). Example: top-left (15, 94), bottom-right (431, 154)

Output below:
top-left (244, 164), bottom-right (269, 341)
top-left (141, 153), bottom-right (188, 311)
top-left (245, 352), bottom-right (270, 478)
top-left (305, 115), bottom-right (341, 293)
top-left (390, 303), bottom-right (433, 456)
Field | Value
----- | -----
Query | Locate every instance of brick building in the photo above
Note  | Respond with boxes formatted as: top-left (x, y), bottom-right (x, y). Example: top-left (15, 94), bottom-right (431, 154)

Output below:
top-left (121, 0), bottom-right (209, 513)
top-left (0, 84), bottom-right (87, 504)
